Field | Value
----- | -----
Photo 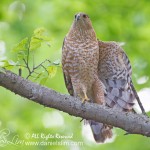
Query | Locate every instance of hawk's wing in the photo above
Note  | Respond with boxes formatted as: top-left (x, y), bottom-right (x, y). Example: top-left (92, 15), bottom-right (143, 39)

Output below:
top-left (63, 73), bottom-right (74, 96)
top-left (122, 49), bottom-right (146, 113)
top-left (98, 41), bottom-right (135, 111)
top-left (62, 38), bottom-right (74, 96)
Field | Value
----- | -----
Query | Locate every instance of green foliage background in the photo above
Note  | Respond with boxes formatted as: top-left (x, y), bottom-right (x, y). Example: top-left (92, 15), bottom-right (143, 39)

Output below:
top-left (0, 0), bottom-right (150, 150)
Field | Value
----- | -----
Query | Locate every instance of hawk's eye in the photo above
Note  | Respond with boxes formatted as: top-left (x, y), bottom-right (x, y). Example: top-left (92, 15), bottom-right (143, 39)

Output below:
top-left (75, 14), bottom-right (77, 19)
top-left (83, 14), bottom-right (87, 18)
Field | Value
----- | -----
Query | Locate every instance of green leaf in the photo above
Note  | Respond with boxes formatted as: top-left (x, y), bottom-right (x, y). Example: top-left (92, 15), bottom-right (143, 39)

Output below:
top-left (34, 72), bottom-right (43, 81)
top-left (33, 27), bottom-right (46, 35)
top-left (34, 35), bottom-right (51, 41)
top-left (12, 37), bottom-right (28, 52)
top-left (2, 60), bottom-right (18, 70)
top-left (8, 60), bottom-right (18, 66)
top-left (30, 37), bottom-right (41, 50)
top-left (47, 65), bottom-right (57, 78)
top-left (30, 27), bottom-right (51, 50)
top-left (40, 77), bottom-right (48, 85)
top-left (17, 51), bottom-right (26, 60)
top-left (53, 59), bottom-right (60, 65)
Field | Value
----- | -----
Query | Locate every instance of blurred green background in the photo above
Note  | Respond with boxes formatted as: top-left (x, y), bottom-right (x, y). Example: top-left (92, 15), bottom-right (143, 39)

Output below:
top-left (0, 0), bottom-right (150, 150)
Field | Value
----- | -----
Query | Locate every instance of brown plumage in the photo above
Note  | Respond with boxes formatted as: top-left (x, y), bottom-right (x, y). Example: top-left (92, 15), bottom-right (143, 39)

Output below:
top-left (62, 12), bottom-right (112, 143)
top-left (62, 12), bottom-right (145, 143)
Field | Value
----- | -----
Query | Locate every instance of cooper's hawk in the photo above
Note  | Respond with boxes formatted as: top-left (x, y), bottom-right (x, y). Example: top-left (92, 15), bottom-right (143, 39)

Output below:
top-left (62, 12), bottom-right (112, 143)
top-left (62, 13), bottom-right (145, 143)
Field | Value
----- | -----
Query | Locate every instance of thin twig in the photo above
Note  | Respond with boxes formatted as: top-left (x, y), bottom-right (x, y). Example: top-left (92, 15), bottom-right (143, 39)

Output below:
top-left (21, 37), bottom-right (52, 79)
top-left (33, 59), bottom-right (49, 70)
top-left (33, 53), bottom-right (35, 69)
top-left (27, 38), bottom-right (31, 68)
top-left (41, 65), bottom-right (49, 75)
top-left (23, 58), bottom-right (31, 74)
top-left (26, 59), bottom-right (50, 79)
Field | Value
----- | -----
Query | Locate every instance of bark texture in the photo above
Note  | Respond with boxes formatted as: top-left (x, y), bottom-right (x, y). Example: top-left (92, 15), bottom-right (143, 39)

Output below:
top-left (0, 70), bottom-right (150, 137)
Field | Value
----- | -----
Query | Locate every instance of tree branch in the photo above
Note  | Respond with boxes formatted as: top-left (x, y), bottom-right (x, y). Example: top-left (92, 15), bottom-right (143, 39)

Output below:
top-left (0, 70), bottom-right (150, 137)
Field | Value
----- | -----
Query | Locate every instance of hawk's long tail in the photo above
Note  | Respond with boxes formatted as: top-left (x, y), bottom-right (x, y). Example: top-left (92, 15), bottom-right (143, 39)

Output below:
top-left (89, 120), bottom-right (113, 143)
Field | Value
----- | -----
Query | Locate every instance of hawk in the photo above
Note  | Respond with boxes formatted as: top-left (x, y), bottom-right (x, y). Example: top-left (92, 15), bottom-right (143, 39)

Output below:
top-left (62, 12), bottom-right (112, 143)
top-left (62, 12), bottom-right (145, 143)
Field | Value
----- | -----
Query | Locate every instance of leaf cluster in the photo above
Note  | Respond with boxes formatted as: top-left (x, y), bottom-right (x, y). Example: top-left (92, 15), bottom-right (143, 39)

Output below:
top-left (0, 28), bottom-right (60, 84)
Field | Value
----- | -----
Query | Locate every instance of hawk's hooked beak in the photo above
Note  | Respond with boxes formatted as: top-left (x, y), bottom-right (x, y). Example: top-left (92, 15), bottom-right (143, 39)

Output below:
top-left (75, 14), bottom-right (80, 21)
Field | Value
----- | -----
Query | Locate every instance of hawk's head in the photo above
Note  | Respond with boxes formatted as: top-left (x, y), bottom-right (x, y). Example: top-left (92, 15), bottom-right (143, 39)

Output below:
top-left (73, 12), bottom-right (93, 30)
top-left (75, 13), bottom-right (89, 21)
top-left (67, 13), bottom-right (96, 40)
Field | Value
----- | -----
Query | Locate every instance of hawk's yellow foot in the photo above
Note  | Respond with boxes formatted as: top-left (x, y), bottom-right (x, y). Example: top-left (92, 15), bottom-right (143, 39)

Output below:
top-left (81, 93), bottom-right (89, 103)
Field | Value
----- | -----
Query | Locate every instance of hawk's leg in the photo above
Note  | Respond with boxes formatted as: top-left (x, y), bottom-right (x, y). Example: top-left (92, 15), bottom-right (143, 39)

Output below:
top-left (81, 91), bottom-right (89, 103)
top-left (71, 78), bottom-right (89, 103)
top-left (93, 77), bottom-right (105, 105)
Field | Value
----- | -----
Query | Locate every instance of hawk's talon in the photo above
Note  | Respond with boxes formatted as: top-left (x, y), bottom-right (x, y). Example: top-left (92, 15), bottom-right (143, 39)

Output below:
top-left (81, 95), bottom-right (89, 103)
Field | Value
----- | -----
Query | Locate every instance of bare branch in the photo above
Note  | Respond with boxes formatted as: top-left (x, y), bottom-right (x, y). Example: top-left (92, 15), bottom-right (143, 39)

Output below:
top-left (41, 65), bottom-right (49, 75)
top-left (23, 58), bottom-right (31, 74)
top-left (33, 59), bottom-right (49, 70)
top-left (27, 38), bottom-right (31, 68)
top-left (0, 69), bottom-right (150, 137)
top-left (25, 59), bottom-right (50, 79)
